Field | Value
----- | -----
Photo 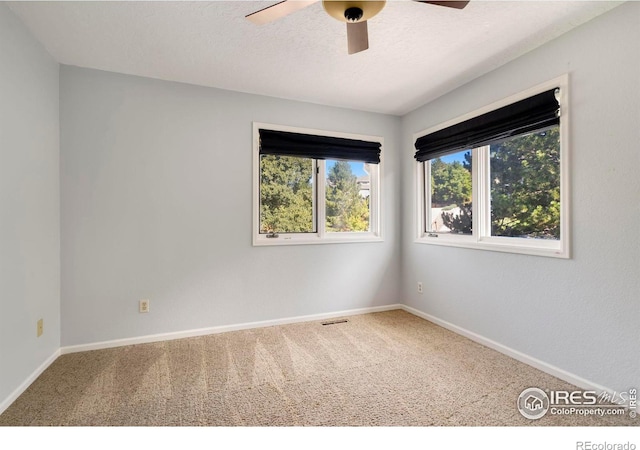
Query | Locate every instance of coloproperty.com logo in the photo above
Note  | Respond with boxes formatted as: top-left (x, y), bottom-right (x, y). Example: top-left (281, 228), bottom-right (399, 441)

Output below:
top-left (517, 386), bottom-right (637, 420)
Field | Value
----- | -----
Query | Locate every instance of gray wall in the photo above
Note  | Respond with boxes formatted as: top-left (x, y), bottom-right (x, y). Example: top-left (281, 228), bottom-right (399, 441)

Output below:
top-left (60, 66), bottom-right (402, 346)
top-left (401, 2), bottom-right (639, 393)
top-left (0, 4), bottom-right (60, 405)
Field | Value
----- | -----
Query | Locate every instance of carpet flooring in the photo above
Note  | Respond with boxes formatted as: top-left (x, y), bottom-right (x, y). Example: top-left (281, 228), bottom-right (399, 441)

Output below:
top-left (0, 310), bottom-right (634, 426)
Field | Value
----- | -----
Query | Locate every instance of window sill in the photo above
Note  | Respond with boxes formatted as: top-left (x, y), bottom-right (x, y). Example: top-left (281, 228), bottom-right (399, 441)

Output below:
top-left (415, 234), bottom-right (569, 259)
top-left (253, 233), bottom-right (383, 247)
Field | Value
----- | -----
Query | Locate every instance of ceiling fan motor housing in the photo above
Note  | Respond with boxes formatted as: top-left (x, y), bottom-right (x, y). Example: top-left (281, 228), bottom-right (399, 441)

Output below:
top-left (322, 1), bottom-right (386, 23)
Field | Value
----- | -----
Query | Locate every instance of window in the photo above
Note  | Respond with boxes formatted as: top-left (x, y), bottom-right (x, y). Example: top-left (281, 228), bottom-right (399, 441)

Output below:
top-left (253, 123), bottom-right (382, 245)
top-left (427, 149), bottom-right (473, 236)
top-left (414, 76), bottom-right (570, 258)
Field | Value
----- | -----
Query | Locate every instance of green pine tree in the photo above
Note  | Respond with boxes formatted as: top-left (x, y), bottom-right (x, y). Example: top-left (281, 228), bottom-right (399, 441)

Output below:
top-left (490, 128), bottom-right (560, 239)
top-left (259, 155), bottom-right (314, 233)
top-left (326, 161), bottom-right (369, 232)
top-left (431, 157), bottom-right (472, 207)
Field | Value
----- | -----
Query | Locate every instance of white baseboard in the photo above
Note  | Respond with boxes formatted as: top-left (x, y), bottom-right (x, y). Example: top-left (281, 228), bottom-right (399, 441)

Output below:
top-left (400, 304), bottom-right (614, 396)
top-left (1, 304), bottom-right (401, 413)
top-left (0, 349), bottom-right (60, 416)
top-left (2, 303), bottom-right (616, 417)
top-left (60, 304), bottom-right (403, 355)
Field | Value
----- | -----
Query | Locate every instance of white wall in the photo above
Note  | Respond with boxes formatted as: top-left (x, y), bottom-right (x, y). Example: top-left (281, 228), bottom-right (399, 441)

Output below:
top-left (60, 66), bottom-right (401, 346)
top-left (401, 2), bottom-right (639, 393)
top-left (0, 4), bottom-right (60, 405)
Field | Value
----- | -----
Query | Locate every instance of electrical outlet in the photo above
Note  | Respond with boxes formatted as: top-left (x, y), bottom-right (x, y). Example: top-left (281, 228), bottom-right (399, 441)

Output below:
top-left (139, 299), bottom-right (150, 313)
top-left (37, 319), bottom-right (43, 337)
top-left (417, 282), bottom-right (423, 294)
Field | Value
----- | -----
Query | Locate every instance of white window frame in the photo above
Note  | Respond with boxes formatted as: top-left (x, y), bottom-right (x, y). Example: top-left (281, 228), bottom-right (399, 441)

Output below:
top-left (415, 75), bottom-right (571, 258)
top-left (253, 122), bottom-right (383, 246)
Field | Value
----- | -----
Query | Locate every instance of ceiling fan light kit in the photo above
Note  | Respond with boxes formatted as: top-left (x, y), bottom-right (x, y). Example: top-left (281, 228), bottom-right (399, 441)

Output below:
top-left (322, 1), bottom-right (386, 23)
top-left (246, 0), bottom-right (469, 55)
top-left (344, 7), bottom-right (364, 22)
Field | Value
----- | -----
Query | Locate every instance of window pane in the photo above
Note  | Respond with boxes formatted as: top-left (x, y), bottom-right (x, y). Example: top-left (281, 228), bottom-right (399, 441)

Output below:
top-left (429, 150), bottom-right (473, 234)
top-left (490, 127), bottom-right (560, 239)
top-left (259, 155), bottom-right (315, 234)
top-left (325, 160), bottom-right (370, 232)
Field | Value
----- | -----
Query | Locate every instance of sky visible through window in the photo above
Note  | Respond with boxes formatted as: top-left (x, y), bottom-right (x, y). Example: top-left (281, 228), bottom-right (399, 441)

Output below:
top-left (326, 156), bottom-right (465, 175)
top-left (326, 160), bottom-right (368, 177)
top-left (440, 152), bottom-right (468, 164)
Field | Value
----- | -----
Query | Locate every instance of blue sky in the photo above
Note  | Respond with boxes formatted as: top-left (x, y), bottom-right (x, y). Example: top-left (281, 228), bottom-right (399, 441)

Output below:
top-left (326, 160), bottom-right (368, 177)
top-left (439, 151), bottom-right (469, 164)
top-left (326, 155), bottom-right (468, 175)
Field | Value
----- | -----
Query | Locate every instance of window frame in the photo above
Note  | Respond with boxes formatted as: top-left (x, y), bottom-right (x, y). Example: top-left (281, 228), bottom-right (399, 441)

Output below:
top-left (253, 122), bottom-right (383, 246)
top-left (414, 76), bottom-right (570, 258)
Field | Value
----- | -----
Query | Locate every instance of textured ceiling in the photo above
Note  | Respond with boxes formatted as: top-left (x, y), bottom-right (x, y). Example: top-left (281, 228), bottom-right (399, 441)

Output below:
top-left (7, 1), bottom-right (623, 115)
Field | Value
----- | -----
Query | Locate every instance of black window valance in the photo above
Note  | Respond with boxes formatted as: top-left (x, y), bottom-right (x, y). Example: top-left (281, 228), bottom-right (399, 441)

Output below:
top-left (259, 129), bottom-right (381, 164)
top-left (414, 88), bottom-right (560, 162)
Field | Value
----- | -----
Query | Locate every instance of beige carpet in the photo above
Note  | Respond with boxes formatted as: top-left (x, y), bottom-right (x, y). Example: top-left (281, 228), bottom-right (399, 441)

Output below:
top-left (0, 310), bottom-right (634, 426)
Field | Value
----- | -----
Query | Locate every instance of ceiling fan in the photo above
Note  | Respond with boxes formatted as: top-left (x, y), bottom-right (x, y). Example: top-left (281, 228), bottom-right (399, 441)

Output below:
top-left (245, 1), bottom-right (470, 55)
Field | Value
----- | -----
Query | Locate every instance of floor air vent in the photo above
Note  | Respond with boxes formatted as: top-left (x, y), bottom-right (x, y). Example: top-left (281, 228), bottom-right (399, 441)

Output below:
top-left (321, 319), bottom-right (349, 326)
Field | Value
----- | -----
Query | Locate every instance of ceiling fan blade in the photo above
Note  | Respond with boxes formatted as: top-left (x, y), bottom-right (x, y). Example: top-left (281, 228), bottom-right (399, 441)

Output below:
top-left (415, 1), bottom-right (470, 9)
top-left (246, 0), bottom-right (318, 25)
top-left (347, 21), bottom-right (369, 55)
